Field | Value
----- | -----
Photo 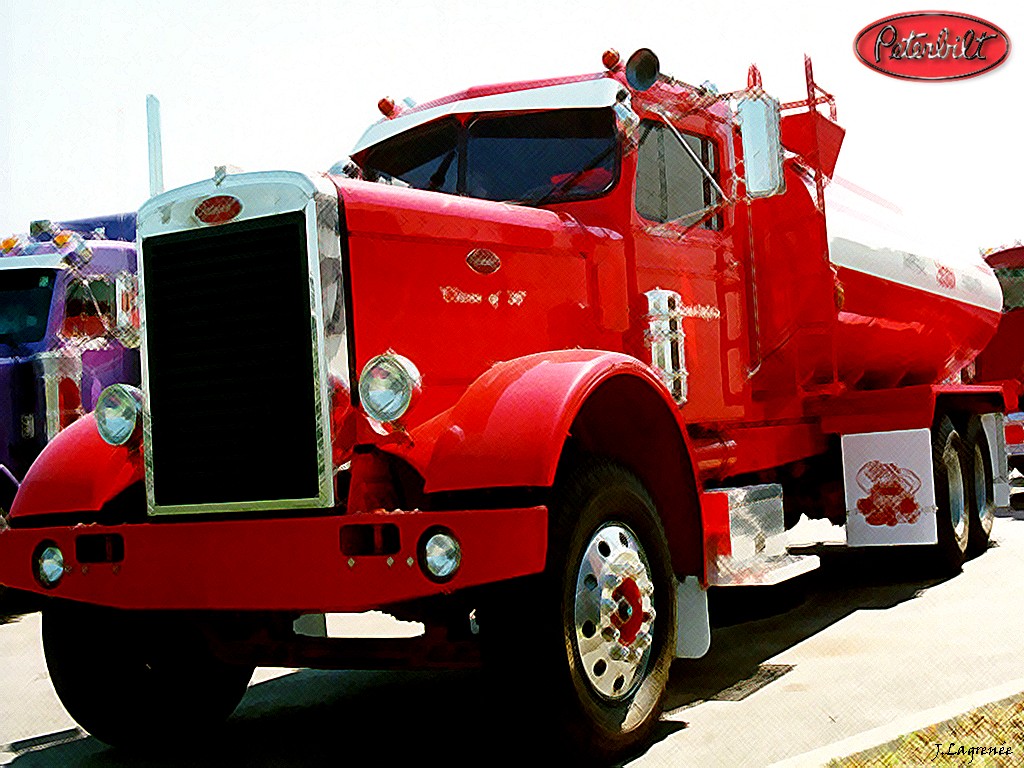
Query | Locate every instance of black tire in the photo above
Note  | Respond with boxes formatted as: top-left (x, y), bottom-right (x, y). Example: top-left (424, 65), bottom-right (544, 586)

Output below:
top-left (483, 461), bottom-right (676, 761)
top-left (931, 416), bottom-right (970, 574)
top-left (965, 416), bottom-right (996, 559)
top-left (42, 603), bottom-right (254, 748)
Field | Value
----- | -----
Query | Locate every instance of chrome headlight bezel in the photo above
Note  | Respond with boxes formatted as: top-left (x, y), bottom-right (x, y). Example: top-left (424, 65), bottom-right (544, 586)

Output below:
top-left (358, 353), bottom-right (422, 423)
top-left (94, 384), bottom-right (144, 446)
top-left (419, 528), bottom-right (462, 582)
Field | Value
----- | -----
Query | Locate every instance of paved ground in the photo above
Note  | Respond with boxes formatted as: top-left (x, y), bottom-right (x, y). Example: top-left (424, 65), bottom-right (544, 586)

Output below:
top-left (2, 512), bottom-right (1023, 767)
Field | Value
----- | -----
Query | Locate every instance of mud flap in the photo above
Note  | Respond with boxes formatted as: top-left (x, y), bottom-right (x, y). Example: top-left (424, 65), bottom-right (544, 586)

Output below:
top-left (675, 575), bottom-right (710, 658)
top-left (842, 428), bottom-right (938, 546)
top-left (982, 413), bottom-right (1010, 508)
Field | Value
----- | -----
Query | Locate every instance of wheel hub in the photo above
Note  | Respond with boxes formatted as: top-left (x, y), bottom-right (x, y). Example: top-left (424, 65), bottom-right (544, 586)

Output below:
top-left (574, 523), bottom-right (656, 700)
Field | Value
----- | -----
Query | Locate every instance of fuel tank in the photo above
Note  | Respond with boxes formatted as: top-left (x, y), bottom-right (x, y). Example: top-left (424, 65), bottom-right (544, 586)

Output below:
top-left (824, 180), bottom-right (1001, 389)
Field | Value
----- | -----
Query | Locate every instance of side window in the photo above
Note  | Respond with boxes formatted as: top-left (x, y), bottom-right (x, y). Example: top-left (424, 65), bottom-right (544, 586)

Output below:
top-left (635, 121), bottom-right (722, 230)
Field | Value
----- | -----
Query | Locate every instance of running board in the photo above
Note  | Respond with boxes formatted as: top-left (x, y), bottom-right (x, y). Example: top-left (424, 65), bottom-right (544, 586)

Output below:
top-left (705, 484), bottom-right (820, 587)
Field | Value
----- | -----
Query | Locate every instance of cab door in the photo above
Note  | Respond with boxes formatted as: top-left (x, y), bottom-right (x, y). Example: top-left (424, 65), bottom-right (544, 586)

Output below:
top-left (631, 117), bottom-right (747, 422)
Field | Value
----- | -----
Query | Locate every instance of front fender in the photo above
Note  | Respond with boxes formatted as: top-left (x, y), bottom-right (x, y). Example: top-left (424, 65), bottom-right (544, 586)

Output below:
top-left (403, 349), bottom-right (694, 494)
top-left (9, 414), bottom-right (143, 519)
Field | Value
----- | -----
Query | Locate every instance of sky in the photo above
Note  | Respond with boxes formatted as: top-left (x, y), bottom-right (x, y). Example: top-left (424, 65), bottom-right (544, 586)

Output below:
top-left (1, 0), bottom-right (1022, 262)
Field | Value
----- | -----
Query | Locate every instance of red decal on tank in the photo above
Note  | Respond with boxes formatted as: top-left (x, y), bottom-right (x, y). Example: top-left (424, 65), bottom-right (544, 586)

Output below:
top-left (854, 13), bottom-right (1010, 81)
top-left (936, 265), bottom-right (957, 289)
top-left (194, 195), bottom-right (243, 225)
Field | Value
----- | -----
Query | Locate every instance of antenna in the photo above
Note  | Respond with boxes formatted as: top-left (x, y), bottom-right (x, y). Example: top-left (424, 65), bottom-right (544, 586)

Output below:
top-left (146, 94), bottom-right (164, 197)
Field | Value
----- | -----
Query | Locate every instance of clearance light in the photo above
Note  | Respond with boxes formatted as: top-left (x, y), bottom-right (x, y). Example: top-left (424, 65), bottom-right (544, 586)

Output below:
top-left (602, 48), bottom-right (621, 70)
top-left (358, 353), bottom-right (421, 423)
top-left (35, 542), bottom-right (65, 588)
top-left (378, 97), bottom-right (397, 118)
top-left (95, 384), bottom-right (143, 446)
top-left (420, 529), bottom-right (461, 581)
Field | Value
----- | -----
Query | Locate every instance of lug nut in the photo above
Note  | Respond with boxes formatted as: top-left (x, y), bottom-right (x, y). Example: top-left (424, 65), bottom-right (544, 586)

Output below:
top-left (643, 608), bottom-right (656, 622)
top-left (602, 626), bottom-right (620, 642)
top-left (609, 645), bottom-right (628, 661)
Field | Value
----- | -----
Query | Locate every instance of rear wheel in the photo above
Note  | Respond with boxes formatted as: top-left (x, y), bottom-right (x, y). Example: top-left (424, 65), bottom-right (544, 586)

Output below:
top-left (965, 416), bottom-right (996, 558)
top-left (931, 416), bottom-right (970, 574)
top-left (43, 603), bottom-right (254, 748)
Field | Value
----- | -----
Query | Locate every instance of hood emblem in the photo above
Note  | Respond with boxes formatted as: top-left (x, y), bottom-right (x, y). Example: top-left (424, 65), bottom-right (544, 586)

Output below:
top-left (194, 195), bottom-right (242, 225)
top-left (466, 248), bottom-right (500, 275)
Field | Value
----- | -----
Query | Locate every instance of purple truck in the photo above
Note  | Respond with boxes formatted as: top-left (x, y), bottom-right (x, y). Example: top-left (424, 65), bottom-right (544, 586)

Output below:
top-left (0, 214), bottom-right (139, 511)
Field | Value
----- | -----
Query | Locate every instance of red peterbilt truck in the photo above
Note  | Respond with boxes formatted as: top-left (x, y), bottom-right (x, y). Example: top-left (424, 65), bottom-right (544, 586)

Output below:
top-left (0, 49), bottom-right (1013, 757)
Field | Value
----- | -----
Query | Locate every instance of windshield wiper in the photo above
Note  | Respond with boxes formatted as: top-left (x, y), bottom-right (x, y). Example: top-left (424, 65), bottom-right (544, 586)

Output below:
top-left (426, 150), bottom-right (456, 191)
top-left (519, 142), bottom-right (618, 208)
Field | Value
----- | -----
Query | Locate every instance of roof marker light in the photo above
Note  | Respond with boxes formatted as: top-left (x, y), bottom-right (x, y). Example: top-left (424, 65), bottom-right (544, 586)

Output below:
top-left (602, 48), bottom-right (621, 70)
top-left (378, 97), bottom-right (397, 118)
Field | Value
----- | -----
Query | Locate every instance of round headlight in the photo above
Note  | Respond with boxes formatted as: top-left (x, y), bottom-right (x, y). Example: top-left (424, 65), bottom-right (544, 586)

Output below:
top-left (95, 384), bottom-right (143, 446)
top-left (35, 542), bottom-right (65, 588)
top-left (358, 353), bottom-right (422, 423)
top-left (421, 529), bottom-right (461, 581)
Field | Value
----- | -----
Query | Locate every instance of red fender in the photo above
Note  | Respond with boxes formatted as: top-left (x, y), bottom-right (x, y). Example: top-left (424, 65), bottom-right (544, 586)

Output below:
top-left (402, 349), bottom-right (698, 494)
top-left (9, 414), bottom-right (143, 519)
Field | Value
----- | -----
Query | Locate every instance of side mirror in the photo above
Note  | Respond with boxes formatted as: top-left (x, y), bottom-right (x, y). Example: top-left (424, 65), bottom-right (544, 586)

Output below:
top-left (737, 94), bottom-right (785, 198)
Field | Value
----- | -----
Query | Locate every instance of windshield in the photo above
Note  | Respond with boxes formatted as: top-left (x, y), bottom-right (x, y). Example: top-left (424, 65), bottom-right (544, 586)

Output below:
top-left (360, 107), bottom-right (618, 204)
top-left (0, 268), bottom-right (56, 345)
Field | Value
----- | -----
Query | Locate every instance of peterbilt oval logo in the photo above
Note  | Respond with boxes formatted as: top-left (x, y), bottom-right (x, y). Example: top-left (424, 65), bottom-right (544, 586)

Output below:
top-left (194, 195), bottom-right (243, 225)
top-left (466, 248), bottom-right (501, 275)
top-left (854, 13), bottom-right (1010, 81)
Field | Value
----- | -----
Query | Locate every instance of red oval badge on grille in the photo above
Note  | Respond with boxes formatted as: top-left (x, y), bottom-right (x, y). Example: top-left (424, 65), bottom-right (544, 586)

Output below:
top-left (194, 195), bottom-right (243, 225)
top-left (854, 12), bottom-right (1010, 81)
top-left (466, 248), bottom-right (501, 275)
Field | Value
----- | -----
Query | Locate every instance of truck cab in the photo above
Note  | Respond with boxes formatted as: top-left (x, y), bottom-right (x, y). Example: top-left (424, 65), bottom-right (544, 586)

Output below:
top-left (0, 215), bottom-right (139, 506)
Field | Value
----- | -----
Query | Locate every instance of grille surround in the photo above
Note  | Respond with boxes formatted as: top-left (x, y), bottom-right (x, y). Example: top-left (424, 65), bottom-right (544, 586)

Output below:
top-left (139, 192), bottom-right (335, 516)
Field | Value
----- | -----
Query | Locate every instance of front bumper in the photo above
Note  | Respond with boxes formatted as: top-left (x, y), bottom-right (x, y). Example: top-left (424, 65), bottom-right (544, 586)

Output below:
top-left (0, 507), bottom-right (547, 612)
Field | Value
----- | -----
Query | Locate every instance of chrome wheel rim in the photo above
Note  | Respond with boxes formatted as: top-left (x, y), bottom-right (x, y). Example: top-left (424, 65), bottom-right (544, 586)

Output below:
top-left (944, 435), bottom-right (967, 546)
top-left (573, 523), bottom-right (655, 701)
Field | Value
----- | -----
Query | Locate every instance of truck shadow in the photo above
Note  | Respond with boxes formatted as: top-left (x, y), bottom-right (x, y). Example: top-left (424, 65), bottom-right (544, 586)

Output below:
top-left (0, 545), bottom-right (981, 768)
top-left (661, 545), bottom-right (950, 722)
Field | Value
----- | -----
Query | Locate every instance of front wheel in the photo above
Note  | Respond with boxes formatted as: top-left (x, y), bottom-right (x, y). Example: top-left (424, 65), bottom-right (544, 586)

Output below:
top-left (544, 462), bottom-right (676, 759)
top-left (42, 603), bottom-right (254, 748)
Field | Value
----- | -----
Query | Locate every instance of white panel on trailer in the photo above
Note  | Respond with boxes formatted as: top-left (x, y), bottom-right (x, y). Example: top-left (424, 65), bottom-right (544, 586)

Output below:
top-left (842, 428), bottom-right (938, 546)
